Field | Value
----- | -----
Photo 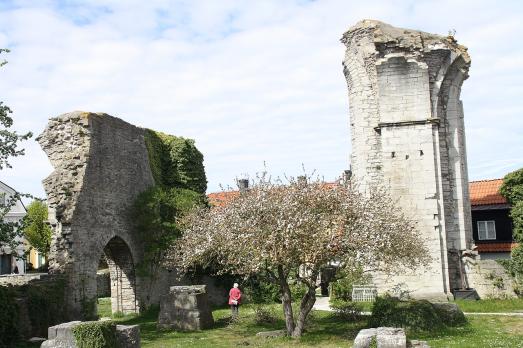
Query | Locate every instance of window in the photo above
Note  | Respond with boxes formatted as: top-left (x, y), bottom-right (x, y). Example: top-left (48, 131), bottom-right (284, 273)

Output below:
top-left (478, 220), bottom-right (496, 240)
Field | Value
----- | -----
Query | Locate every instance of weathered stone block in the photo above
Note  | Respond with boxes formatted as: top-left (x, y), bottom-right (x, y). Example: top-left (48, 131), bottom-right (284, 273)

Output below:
top-left (354, 327), bottom-right (407, 348)
top-left (115, 324), bottom-right (140, 348)
top-left (431, 302), bottom-right (466, 325)
top-left (376, 327), bottom-right (406, 348)
top-left (158, 285), bottom-right (214, 331)
top-left (354, 328), bottom-right (377, 348)
top-left (41, 321), bottom-right (140, 348)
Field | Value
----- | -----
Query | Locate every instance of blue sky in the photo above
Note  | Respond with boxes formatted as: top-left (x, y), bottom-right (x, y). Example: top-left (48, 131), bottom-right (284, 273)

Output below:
top-left (0, 0), bottom-right (522, 198)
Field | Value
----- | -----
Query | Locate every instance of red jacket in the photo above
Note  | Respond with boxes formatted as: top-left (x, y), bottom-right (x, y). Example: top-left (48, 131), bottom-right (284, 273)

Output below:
top-left (229, 287), bottom-right (241, 305)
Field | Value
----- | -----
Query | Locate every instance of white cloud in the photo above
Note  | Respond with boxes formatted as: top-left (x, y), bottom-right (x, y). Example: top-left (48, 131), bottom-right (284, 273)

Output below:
top-left (0, 0), bottom-right (522, 199)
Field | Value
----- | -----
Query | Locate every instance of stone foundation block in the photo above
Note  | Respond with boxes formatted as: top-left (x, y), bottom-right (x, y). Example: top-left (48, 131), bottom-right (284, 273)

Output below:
top-left (158, 285), bottom-right (214, 331)
top-left (354, 327), bottom-right (406, 348)
top-left (40, 321), bottom-right (140, 347)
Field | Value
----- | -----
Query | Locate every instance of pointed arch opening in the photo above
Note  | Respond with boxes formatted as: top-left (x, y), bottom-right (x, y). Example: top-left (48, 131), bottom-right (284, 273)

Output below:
top-left (102, 236), bottom-right (139, 314)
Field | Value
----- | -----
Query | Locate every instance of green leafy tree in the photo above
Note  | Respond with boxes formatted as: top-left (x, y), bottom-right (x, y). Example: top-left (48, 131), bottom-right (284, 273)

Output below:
top-left (23, 200), bottom-right (52, 257)
top-left (0, 48), bottom-right (32, 251)
top-left (500, 168), bottom-right (523, 293)
top-left (132, 186), bottom-right (205, 297)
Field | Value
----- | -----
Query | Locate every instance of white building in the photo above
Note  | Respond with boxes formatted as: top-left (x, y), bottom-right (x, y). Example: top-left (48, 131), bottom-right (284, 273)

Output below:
top-left (0, 180), bottom-right (27, 275)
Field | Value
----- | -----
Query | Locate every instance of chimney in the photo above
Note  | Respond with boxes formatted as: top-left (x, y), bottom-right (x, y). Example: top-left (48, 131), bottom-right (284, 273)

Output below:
top-left (297, 176), bottom-right (307, 184)
top-left (237, 179), bottom-right (249, 193)
top-left (343, 169), bottom-right (352, 185)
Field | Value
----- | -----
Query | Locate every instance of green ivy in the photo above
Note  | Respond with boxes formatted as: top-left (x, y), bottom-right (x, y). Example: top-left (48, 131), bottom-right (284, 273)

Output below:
top-left (24, 277), bottom-right (67, 335)
top-left (144, 129), bottom-right (207, 194)
top-left (0, 286), bottom-right (19, 347)
top-left (500, 168), bottom-right (523, 205)
top-left (133, 186), bottom-right (205, 278)
top-left (72, 321), bottom-right (119, 348)
top-left (0, 277), bottom-right (66, 346)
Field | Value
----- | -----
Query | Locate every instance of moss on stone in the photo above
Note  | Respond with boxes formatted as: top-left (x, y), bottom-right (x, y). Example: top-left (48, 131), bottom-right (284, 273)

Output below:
top-left (72, 321), bottom-right (119, 348)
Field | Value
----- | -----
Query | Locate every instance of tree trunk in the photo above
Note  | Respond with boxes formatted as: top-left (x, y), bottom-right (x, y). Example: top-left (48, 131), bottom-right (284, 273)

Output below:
top-left (277, 265), bottom-right (295, 335)
top-left (292, 285), bottom-right (316, 337)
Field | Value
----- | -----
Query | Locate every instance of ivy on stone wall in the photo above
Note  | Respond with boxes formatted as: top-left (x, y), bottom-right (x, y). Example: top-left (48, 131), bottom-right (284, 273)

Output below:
top-left (72, 321), bottom-right (118, 348)
top-left (0, 286), bottom-right (19, 347)
top-left (144, 129), bottom-right (207, 194)
top-left (24, 278), bottom-right (67, 335)
top-left (0, 277), bottom-right (66, 346)
top-left (133, 186), bottom-right (205, 279)
top-left (136, 129), bottom-right (207, 299)
top-left (500, 168), bottom-right (523, 296)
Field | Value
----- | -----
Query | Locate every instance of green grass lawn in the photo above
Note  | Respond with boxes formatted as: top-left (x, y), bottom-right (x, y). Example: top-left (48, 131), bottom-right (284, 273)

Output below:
top-left (95, 298), bottom-right (523, 348)
top-left (454, 298), bottom-right (523, 313)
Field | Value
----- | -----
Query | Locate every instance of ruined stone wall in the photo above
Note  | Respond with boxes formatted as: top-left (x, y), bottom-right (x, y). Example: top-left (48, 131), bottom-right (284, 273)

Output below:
top-left (342, 20), bottom-right (474, 299)
top-left (38, 111), bottom-right (156, 318)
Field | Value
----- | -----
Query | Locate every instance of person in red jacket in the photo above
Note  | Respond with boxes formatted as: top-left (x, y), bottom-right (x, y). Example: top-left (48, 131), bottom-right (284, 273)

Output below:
top-left (228, 282), bottom-right (242, 318)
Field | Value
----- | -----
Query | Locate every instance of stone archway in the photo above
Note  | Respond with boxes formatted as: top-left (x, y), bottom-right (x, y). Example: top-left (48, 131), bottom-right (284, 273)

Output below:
top-left (103, 236), bottom-right (139, 315)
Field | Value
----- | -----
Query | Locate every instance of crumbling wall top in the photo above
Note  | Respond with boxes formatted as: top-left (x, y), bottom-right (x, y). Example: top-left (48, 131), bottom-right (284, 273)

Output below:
top-left (341, 19), bottom-right (470, 64)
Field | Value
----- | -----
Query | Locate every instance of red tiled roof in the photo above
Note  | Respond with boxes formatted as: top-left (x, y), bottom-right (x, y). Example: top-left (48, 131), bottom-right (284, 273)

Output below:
top-left (209, 179), bottom-right (508, 207)
top-left (207, 191), bottom-right (240, 207)
top-left (476, 242), bottom-right (518, 253)
top-left (469, 179), bottom-right (507, 206)
top-left (207, 182), bottom-right (340, 207)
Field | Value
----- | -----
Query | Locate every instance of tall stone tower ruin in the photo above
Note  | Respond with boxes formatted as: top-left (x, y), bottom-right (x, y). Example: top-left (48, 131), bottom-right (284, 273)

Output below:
top-left (342, 20), bottom-right (474, 299)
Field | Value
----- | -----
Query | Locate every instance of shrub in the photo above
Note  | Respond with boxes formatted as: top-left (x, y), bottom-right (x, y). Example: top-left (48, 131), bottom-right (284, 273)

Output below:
top-left (72, 321), bottom-right (118, 348)
top-left (369, 296), bottom-right (447, 332)
top-left (330, 268), bottom-right (371, 301)
top-left (253, 305), bottom-right (278, 324)
top-left (330, 299), bottom-right (363, 320)
top-left (23, 278), bottom-right (67, 335)
top-left (241, 275), bottom-right (280, 303)
top-left (0, 286), bottom-right (19, 347)
top-left (290, 282), bottom-right (307, 301)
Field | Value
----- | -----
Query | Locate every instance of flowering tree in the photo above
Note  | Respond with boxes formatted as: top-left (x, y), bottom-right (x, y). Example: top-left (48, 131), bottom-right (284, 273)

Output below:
top-left (166, 173), bottom-right (430, 337)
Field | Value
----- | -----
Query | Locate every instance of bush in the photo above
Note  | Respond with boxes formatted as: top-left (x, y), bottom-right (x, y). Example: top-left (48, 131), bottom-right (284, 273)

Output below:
top-left (290, 282), bottom-right (307, 301)
top-left (0, 286), bottom-right (19, 347)
top-left (72, 321), bottom-right (118, 348)
top-left (242, 276), bottom-right (281, 304)
top-left (24, 279), bottom-right (67, 334)
top-left (330, 268), bottom-right (371, 301)
top-left (253, 305), bottom-right (278, 324)
top-left (369, 296), bottom-right (451, 332)
top-left (330, 299), bottom-right (363, 320)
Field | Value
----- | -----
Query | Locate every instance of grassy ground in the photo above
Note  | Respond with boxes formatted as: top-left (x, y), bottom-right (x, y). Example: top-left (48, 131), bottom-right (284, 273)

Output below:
top-left (454, 298), bottom-right (523, 313)
top-left (95, 298), bottom-right (523, 348)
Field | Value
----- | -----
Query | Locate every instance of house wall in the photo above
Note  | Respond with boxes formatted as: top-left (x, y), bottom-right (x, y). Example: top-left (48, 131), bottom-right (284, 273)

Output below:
top-left (471, 208), bottom-right (513, 242)
top-left (0, 181), bottom-right (27, 274)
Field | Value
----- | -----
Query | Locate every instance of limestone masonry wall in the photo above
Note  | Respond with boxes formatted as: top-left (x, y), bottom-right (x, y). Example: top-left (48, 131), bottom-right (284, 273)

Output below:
top-left (38, 111), bottom-right (156, 318)
top-left (342, 20), bottom-right (475, 299)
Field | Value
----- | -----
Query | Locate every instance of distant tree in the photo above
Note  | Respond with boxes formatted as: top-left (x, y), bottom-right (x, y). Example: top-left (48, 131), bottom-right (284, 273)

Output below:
top-left (166, 173), bottom-right (430, 337)
top-left (23, 200), bottom-right (52, 257)
top-left (0, 48), bottom-right (33, 252)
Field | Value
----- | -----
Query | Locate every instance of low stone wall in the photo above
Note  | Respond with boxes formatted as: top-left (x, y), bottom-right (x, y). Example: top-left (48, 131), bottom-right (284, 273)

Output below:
top-left (465, 259), bottom-right (516, 299)
top-left (0, 273), bottom-right (49, 286)
top-left (0, 274), bottom-right (66, 339)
